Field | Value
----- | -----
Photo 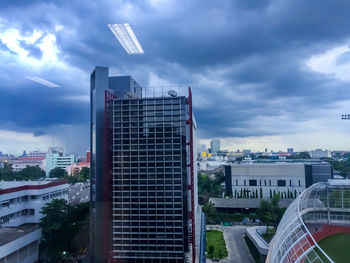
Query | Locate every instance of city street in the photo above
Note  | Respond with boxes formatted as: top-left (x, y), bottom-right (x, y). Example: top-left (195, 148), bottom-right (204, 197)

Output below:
top-left (206, 225), bottom-right (254, 263)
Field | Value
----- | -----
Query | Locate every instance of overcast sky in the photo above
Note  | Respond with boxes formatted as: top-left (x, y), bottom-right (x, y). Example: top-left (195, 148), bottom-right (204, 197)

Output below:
top-left (1, 0), bottom-right (350, 155)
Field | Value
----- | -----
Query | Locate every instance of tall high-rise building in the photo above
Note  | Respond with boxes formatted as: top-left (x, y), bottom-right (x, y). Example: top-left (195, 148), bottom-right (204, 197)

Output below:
top-left (210, 139), bottom-right (220, 155)
top-left (90, 67), bottom-right (204, 263)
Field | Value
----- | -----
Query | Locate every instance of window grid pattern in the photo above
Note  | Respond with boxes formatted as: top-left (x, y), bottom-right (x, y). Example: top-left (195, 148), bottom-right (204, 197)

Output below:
top-left (111, 97), bottom-right (188, 263)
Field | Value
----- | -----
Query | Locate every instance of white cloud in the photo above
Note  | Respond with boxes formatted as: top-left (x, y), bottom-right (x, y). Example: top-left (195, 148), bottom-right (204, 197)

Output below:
top-left (0, 28), bottom-right (61, 68)
top-left (306, 44), bottom-right (350, 81)
top-left (0, 129), bottom-right (52, 155)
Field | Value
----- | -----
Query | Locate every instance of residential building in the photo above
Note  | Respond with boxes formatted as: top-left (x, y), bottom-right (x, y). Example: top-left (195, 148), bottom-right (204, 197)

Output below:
top-left (45, 152), bottom-right (75, 177)
top-left (65, 151), bottom-right (90, 176)
top-left (225, 161), bottom-right (333, 199)
top-left (210, 139), bottom-right (220, 155)
top-left (0, 180), bottom-right (69, 263)
top-left (310, 149), bottom-right (332, 158)
top-left (90, 66), bottom-right (204, 263)
top-left (11, 157), bottom-right (45, 172)
top-left (27, 150), bottom-right (47, 159)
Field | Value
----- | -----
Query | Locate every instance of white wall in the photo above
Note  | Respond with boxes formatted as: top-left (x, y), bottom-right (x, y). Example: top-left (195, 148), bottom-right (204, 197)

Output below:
top-left (230, 164), bottom-right (306, 198)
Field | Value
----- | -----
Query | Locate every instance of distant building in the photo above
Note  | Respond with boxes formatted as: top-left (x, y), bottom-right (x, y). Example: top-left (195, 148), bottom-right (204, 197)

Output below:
top-left (27, 150), bottom-right (47, 159)
top-left (210, 139), bottom-right (220, 155)
top-left (217, 150), bottom-right (229, 157)
top-left (242, 149), bottom-right (251, 155)
top-left (310, 149), bottom-right (332, 158)
top-left (45, 152), bottom-right (75, 177)
top-left (11, 157), bottom-right (45, 172)
top-left (47, 146), bottom-right (65, 155)
top-left (287, 148), bottom-right (294, 155)
top-left (225, 161), bottom-right (333, 199)
top-left (66, 151), bottom-right (90, 176)
top-left (0, 180), bottom-right (68, 263)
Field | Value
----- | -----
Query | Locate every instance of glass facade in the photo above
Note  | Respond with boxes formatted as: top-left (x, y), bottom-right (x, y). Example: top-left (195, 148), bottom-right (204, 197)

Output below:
top-left (111, 97), bottom-right (189, 263)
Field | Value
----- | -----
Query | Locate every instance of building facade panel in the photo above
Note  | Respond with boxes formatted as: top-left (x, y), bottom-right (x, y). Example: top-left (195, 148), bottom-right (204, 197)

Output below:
top-left (90, 67), bottom-right (202, 263)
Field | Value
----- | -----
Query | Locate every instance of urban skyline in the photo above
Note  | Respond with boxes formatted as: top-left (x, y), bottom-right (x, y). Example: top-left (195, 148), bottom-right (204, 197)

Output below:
top-left (1, 1), bottom-right (350, 154)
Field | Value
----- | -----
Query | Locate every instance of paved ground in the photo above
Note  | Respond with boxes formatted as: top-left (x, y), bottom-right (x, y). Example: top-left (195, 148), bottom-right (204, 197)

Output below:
top-left (206, 225), bottom-right (254, 263)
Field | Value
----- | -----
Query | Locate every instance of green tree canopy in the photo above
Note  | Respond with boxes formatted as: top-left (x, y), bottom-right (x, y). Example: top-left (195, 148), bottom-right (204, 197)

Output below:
top-left (0, 164), bottom-right (45, 181)
top-left (296, 152), bottom-right (311, 159)
top-left (49, 167), bottom-right (67, 178)
top-left (40, 199), bottom-right (90, 261)
top-left (79, 167), bottom-right (90, 181)
top-left (257, 194), bottom-right (284, 229)
top-left (18, 166), bottom-right (45, 179)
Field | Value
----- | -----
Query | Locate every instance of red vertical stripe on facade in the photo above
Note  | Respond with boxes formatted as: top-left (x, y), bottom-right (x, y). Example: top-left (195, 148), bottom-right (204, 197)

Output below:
top-left (187, 87), bottom-right (196, 263)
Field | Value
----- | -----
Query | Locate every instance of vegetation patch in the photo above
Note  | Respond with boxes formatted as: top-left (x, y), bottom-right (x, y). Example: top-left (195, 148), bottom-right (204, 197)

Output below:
top-left (318, 233), bottom-right (350, 263)
top-left (260, 228), bottom-right (276, 244)
top-left (206, 230), bottom-right (228, 259)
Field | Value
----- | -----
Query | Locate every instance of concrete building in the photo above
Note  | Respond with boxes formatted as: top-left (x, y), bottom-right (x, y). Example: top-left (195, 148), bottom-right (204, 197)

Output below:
top-left (0, 180), bottom-right (68, 263)
top-left (225, 162), bottom-right (333, 199)
top-left (90, 66), bottom-right (204, 263)
top-left (210, 139), bottom-right (220, 155)
top-left (11, 157), bottom-right (45, 172)
top-left (65, 151), bottom-right (90, 176)
top-left (27, 151), bottom-right (47, 159)
top-left (45, 152), bottom-right (75, 177)
top-left (242, 149), bottom-right (251, 155)
top-left (310, 149), bottom-right (332, 158)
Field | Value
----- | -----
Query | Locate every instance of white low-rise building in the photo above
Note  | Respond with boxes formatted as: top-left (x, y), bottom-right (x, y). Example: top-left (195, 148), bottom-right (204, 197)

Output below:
top-left (225, 162), bottom-right (333, 199)
top-left (0, 180), bottom-right (69, 262)
top-left (11, 158), bottom-right (45, 172)
top-left (310, 149), bottom-right (332, 158)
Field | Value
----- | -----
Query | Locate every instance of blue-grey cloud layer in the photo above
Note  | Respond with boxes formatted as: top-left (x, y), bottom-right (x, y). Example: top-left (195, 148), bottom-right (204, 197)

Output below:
top-left (1, 0), bottom-right (350, 152)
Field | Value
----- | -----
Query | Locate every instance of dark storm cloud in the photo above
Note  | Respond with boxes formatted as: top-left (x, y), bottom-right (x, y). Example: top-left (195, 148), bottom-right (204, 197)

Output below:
top-left (1, 0), bottom-right (350, 151)
top-left (0, 82), bottom-right (89, 133)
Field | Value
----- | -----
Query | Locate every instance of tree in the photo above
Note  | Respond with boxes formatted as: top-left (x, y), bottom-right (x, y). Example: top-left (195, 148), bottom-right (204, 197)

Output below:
top-left (296, 152), bottom-right (311, 159)
top-left (198, 172), bottom-right (223, 205)
top-left (79, 167), bottom-right (90, 181)
top-left (18, 166), bottom-right (45, 179)
top-left (0, 164), bottom-right (45, 181)
top-left (40, 199), bottom-right (72, 261)
top-left (257, 194), bottom-right (283, 230)
top-left (49, 167), bottom-right (66, 178)
top-left (40, 199), bottom-right (90, 262)
top-left (202, 202), bottom-right (216, 218)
